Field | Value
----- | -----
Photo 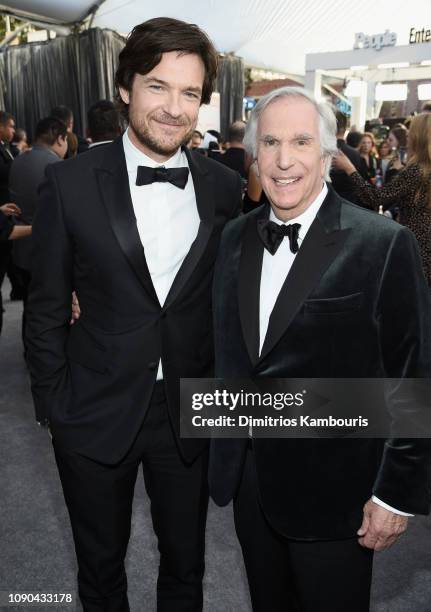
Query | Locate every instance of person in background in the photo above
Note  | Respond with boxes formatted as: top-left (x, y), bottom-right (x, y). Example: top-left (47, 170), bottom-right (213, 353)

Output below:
top-left (0, 111), bottom-right (23, 312)
top-left (0, 202), bottom-right (31, 332)
top-left (50, 105), bottom-right (89, 156)
top-left (358, 132), bottom-right (379, 183)
top-left (242, 162), bottom-right (266, 213)
top-left (9, 116), bottom-right (68, 350)
top-left (330, 111), bottom-right (368, 204)
top-left (421, 101), bottom-right (431, 113)
top-left (218, 121), bottom-right (248, 179)
top-left (86, 99), bottom-right (121, 149)
top-left (385, 125), bottom-right (408, 183)
top-left (377, 140), bottom-right (392, 179)
top-left (333, 112), bottom-right (431, 289)
top-left (346, 130), bottom-right (362, 149)
top-left (188, 129), bottom-right (203, 149)
top-left (12, 128), bottom-right (29, 154)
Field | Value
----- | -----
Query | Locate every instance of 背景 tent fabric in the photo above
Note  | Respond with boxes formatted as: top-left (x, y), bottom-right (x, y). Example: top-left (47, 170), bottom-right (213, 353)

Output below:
top-left (0, 28), bottom-right (124, 138)
top-left (0, 0), bottom-right (430, 75)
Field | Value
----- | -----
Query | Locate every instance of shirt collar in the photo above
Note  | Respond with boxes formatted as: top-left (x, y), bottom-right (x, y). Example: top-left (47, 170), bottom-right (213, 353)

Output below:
top-left (123, 128), bottom-right (185, 170)
top-left (269, 182), bottom-right (328, 238)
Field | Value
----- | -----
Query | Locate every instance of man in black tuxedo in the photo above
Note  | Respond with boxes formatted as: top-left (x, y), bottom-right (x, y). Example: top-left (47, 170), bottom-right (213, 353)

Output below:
top-left (26, 18), bottom-right (241, 612)
top-left (330, 110), bottom-right (368, 204)
top-left (209, 87), bottom-right (431, 611)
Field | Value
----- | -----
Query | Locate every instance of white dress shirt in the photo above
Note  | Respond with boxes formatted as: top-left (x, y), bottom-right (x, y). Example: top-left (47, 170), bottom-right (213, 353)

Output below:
top-left (257, 183), bottom-right (411, 517)
top-left (123, 129), bottom-right (200, 380)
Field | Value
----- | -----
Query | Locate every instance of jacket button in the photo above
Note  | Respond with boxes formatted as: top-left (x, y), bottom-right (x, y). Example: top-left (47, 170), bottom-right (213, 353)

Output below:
top-left (148, 362), bottom-right (158, 370)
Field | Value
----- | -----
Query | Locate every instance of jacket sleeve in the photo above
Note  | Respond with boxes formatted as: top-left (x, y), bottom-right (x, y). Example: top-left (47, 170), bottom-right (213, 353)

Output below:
top-left (25, 164), bottom-right (73, 424)
top-left (372, 226), bottom-right (431, 514)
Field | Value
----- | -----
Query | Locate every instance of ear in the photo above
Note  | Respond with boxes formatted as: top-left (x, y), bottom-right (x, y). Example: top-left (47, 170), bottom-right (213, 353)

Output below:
top-left (119, 87), bottom-right (130, 105)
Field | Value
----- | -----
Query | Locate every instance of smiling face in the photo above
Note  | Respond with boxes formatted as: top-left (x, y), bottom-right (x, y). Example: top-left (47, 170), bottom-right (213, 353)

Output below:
top-left (119, 51), bottom-right (205, 162)
top-left (256, 96), bottom-right (326, 221)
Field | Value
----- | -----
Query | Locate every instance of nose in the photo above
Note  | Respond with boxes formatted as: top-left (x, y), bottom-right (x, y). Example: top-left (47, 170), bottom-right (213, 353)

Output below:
top-left (276, 142), bottom-right (295, 170)
top-left (163, 91), bottom-right (183, 118)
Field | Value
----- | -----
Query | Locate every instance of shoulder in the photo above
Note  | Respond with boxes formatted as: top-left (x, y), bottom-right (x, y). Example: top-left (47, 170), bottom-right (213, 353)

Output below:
top-left (339, 196), bottom-right (411, 240)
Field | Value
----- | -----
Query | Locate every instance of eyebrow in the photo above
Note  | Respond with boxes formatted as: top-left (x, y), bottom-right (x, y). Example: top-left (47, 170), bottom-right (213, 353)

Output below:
top-left (142, 76), bottom-right (202, 95)
top-left (259, 132), bottom-right (315, 141)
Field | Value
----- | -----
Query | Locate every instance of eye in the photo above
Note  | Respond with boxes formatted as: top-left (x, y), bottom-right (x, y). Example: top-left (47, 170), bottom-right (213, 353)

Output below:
top-left (149, 84), bottom-right (164, 91)
top-left (262, 137), bottom-right (276, 147)
top-left (296, 138), bottom-right (310, 146)
top-left (185, 91), bottom-right (200, 100)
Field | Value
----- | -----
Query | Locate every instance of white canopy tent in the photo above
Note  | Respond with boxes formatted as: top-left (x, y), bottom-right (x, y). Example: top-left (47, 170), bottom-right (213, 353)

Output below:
top-left (0, 0), bottom-right (430, 76)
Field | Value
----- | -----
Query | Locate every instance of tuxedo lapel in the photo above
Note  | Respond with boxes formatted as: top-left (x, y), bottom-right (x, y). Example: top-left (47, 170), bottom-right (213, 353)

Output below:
top-left (95, 138), bottom-right (159, 304)
top-left (164, 148), bottom-right (215, 308)
top-left (238, 206), bottom-right (268, 365)
top-left (259, 187), bottom-right (351, 362)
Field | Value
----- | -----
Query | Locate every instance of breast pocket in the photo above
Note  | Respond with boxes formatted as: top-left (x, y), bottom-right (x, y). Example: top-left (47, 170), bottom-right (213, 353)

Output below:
top-left (304, 292), bottom-right (363, 314)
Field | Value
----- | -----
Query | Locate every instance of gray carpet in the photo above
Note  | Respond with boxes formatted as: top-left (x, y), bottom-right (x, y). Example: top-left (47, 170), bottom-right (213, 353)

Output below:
top-left (1, 282), bottom-right (430, 612)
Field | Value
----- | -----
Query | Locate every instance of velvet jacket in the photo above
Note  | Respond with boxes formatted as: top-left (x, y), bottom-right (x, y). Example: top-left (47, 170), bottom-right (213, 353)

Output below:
top-left (26, 137), bottom-right (241, 465)
top-left (209, 185), bottom-right (431, 540)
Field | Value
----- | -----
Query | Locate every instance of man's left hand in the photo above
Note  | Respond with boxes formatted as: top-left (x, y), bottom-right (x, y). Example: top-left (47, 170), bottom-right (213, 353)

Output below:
top-left (357, 499), bottom-right (408, 551)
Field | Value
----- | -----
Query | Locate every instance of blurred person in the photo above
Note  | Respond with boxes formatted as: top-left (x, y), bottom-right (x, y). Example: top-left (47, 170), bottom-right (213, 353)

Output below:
top-left (50, 104), bottom-right (89, 155)
top-left (86, 99), bottom-right (121, 148)
top-left (386, 125), bottom-right (408, 183)
top-left (9, 116), bottom-right (67, 350)
top-left (242, 162), bottom-right (266, 213)
top-left (12, 127), bottom-right (29, 153)
top-left (330, 111), bottom-right (368, 203)
top-left (346, 130), bottom-right (362, 149)
top-left (377, 139), bottom-right (392, 177)
top-left (333, 112), bottom-right (431, 288)
top-left (0, 111), bottom-right (22, 315)
top-left (422, 101), bottom-right (431, 113)
top-left (188, 129), bottom-right (203, 149)
top-left (218, 121), bottom-right (248, 179)
top-left (359, 132), bottom-right (379, 183)
top-left (210, 86), bottom-right (431, 612)
top-left (26, 17), bottom-right (240, 612)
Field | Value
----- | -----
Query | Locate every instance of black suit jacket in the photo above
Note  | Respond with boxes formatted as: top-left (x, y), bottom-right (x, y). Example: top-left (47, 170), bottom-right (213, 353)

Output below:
top-left (0, 141), bottom-right (16, 204)
top-left (330, 139), bottom-right (368, 205)
top-left (209, 186), bottom-right (431, 540)
top-left (26, 137), bottom-right (241, 465)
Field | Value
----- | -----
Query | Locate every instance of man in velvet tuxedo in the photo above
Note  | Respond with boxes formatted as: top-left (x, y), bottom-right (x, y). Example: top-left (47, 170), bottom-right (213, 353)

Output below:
top-left (209, 87), bottom-right (431, 611)
top-left (26, 18), bottom-right (240, 612)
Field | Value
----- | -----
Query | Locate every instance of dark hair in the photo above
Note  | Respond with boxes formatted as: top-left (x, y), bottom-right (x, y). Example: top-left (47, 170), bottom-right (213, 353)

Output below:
top-left (390, 125), bottom-right (408, 148)
top-left (0, 111), bottom-right (14, 126)
top-left (206, 129), bottom-right (220, 141)
top-left (115, 17), bottom-right (218, 119)
top-left (87, 99), bottom-right (121, 141)
top-left (50, 105), bottom-right (73, 126)
top-left (228, 121), bottom-right (245, 143)
top-left (192, 130), bottom-right (203, 139)
top-left (34, 116), bottom-right (68, 146)
top-left (208, 140), bottom-right (219, 151)
top-left (335, 111), bottom-right (348, 134)
top-left (12, 127), bottom-right (26, 143)
top-left (346, 130), bottom-right (363, 148)
top-left (421, 101), bottom-right (431, 112)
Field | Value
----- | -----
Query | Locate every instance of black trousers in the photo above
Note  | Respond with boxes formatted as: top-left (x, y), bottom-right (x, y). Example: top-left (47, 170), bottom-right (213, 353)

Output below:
top-left (54, 382), bottom-right (209, 612)
top-left (234, 448), bottom-right (374, 612)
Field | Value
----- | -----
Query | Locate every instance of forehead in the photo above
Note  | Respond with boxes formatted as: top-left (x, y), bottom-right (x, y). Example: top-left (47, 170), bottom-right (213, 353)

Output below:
top-left (258, 97), bottom-right (319, 137)
top-left (141, 51), bottom-right (205, 85)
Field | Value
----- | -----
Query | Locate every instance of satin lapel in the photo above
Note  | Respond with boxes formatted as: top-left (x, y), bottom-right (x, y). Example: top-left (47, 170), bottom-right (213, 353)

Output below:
top-left (164, 148), bottom-right (215, 308)
top-left (238, 206), bottom-right (269, 365)
top-left (95, 138), bottom-right (159, 304)
top-left (259, 188), bottom-right (350, 362)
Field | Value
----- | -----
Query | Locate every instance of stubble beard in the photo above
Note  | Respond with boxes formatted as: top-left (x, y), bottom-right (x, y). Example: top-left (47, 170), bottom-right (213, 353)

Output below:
top-left (129, 111), bottom-right (195, 158)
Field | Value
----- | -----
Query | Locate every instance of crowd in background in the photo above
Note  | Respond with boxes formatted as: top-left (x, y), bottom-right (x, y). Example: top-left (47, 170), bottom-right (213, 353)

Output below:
top-left (1, 96), bottom-right (431, 343)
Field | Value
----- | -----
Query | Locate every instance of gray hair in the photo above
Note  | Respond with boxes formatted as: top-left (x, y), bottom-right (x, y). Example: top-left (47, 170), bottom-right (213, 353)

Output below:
top-left (244, 86), bottom-right (338, 180)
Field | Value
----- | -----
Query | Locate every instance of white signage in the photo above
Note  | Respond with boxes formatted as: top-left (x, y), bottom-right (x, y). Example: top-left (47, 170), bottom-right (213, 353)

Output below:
top-left (354, 30), bottom-right (397, 51)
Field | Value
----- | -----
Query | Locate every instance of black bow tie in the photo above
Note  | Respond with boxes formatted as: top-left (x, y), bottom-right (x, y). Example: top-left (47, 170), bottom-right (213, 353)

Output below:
top-left (257, 219), bottom-right (301, 255)
top-left (136, 165), bottom-right (189, 189)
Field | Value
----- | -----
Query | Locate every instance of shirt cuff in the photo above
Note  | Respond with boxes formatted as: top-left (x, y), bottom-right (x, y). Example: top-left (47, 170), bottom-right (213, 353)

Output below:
top-left (372, 495), bottom-right (414, 517)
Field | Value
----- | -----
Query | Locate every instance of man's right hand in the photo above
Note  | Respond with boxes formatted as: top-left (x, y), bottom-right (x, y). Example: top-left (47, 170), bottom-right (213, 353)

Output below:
top-left (70, 292), bottom-right (81, 325)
